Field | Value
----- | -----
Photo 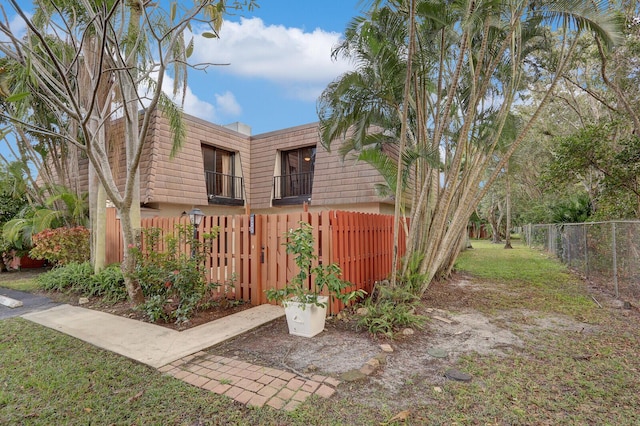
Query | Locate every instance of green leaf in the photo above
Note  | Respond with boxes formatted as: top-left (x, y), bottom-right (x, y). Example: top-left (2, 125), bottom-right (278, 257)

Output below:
top-left (201, 32), bottom-right (218, 39)
top-left (185, 38), bottom-right (194, 59)
top-left (5, 92), bottom-right (30, 102)
top-left (170, 2), bottom-right (177, 22)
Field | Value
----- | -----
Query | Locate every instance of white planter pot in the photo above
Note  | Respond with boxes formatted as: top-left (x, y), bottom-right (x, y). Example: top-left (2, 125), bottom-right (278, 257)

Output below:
top-left (283, 296), bottom-right (328, 337)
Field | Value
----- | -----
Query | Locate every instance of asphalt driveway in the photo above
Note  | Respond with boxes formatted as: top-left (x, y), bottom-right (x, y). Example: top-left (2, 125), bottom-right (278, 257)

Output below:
top-left (0, 287), bottom-right (59, 320)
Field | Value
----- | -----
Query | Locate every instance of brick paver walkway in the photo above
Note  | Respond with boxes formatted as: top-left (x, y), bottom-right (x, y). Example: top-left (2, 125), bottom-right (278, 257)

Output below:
top-left (159, 351), bottom-right (340, 411)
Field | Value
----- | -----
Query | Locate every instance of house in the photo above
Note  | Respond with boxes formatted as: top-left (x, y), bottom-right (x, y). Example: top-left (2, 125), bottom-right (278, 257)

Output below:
top-left (79, 109), bottom-right (394, 217)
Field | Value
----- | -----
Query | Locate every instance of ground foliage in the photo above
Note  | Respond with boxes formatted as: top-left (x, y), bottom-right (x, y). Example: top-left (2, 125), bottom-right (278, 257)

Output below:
top-left (2, 240), bottom-right (639, 424)
top-left (128, 224), bottom-right (240, 325)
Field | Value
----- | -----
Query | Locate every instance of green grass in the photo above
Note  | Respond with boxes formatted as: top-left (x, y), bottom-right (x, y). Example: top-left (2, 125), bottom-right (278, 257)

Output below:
top-left (456, 239), bottom-right (571, 285)
top-left (435, 239), bottom-right (640, 425)
top-left (424, 323), bottom-right (640, 425)
top-left (2, 242), bottom-right (639, 424)
top-left (0, 276), bottom-right (41, 292)
top-left (0, 319), bottom-right (392, 425)
top-left (454, 240), bottom-right (601, 319)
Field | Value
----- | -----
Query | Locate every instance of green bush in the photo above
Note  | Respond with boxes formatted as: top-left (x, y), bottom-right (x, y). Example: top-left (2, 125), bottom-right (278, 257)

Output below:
top-left (36, 262), bottom-right (127, 303)
top-left (80, 264), bottom-right (127, 303)
top-left (37, 262), bottom-right (93, 292)
top-left (357, 285), bottom-right (426, 338)
top-left (130, 224), bottom-right (220, 324)
top-left (30, 226), bottom-right (90, 265)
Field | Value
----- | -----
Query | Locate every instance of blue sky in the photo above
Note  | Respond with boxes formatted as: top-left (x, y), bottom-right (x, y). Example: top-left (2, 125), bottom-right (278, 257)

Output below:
top-left (6, 0), bottom-right (365, 135)
top-left (184, 0), bottom-right (364, 134)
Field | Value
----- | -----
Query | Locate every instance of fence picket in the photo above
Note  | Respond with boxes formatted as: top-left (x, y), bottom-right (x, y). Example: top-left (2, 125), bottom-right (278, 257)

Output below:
top-left (104, 207), bottom-right (407, 314)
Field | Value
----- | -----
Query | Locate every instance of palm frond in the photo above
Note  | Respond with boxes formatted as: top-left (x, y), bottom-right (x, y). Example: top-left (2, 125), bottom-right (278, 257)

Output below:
top-left (535, 0), bottom-right (623, 49)
top-left (357, 148), bottom-right (399, 193)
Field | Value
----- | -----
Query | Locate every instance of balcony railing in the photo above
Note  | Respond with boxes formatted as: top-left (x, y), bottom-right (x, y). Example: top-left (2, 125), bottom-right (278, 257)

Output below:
top-left (273, 171), bottom-right (314, 204)
top-left (205, 171), bottom-right (244, 206)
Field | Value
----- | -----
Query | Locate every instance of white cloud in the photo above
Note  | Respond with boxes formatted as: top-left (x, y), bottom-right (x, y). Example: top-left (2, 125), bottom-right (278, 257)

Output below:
top-left (181, 84), bottom-right (217, 121)
top-left (142, 73), bottom-right (240, 123)
top-left (214, 91), bottom-right (242, 116)
top-left (191, 17), bottom-right (353, 100)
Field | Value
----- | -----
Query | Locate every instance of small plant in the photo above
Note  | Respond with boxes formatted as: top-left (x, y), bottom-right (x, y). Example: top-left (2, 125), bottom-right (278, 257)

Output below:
top-left (265, 222), bottom-right (365, 308)
top-left (357, 285), bottom-right (426, 338)
top-left (82, 264), bottom-right (128, 303)
top-left (0, 235), bottom-right (27, 271)
top-left (200, 274), bottom-right (240, 310)
top-left (36, 262), bottom-right (128, 303)
top-left (37, 262), bottom-right (93, 292)
top-left (30, 226), bottom-right (90, 266)
top-left (130, 224), bottom-right (220, 324)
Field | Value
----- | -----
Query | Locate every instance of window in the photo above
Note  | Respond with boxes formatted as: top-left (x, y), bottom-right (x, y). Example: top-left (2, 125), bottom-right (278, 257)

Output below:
top-left (202, 145), bottom-right (243, 205)
top-left (273, 146), bottom-right (316, 204)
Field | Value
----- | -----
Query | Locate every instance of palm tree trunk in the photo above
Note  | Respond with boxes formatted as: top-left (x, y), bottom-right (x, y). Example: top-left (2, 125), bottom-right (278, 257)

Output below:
top-left (504, 162), bottom-right (513, 249)
top-left (391, 0), bottom-right (417, 287)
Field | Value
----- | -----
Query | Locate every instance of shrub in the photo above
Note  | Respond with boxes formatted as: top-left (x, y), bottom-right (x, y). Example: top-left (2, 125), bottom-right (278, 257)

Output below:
top-left (0, 234), bottom-right (27, 271)
top-left (81, 264), bottom-right (127, 303)
top-left (357, 285), bottom-right (426, 338)
top-left (37, 262), bottom-right (93, 292)
top-left (30, 227), bottom-right (90, 266)
top-left (36, 262), bottom-right (127, 303)
top-left (130, 224), bottom-right (220, 324)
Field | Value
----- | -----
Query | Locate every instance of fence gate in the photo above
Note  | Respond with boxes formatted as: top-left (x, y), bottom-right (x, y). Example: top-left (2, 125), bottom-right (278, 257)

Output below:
top-left (105, 208), bottom-right (405, 315)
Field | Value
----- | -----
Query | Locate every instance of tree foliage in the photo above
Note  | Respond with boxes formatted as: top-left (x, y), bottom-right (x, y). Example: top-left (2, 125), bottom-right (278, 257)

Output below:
top-left (0, 0), bottom-right (255, 304)
top-left (319, 0), bottom-right (621, 294)
top-left (511, 1), bottom-right (639, 223)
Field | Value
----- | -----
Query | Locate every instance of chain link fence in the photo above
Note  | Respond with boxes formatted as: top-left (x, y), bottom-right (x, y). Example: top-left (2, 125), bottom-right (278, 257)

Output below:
top-left (522, 221), bottom-right (640, 302)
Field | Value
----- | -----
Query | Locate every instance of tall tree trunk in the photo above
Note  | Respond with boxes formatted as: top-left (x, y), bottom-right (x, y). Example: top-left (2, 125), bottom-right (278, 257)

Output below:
top-left (120, 0), bottom-right (144, 304)
top-left (119, 205), bottom-right (144, 305)
top-left (82, 33), bottom-right (110, 272)
top-left (504, 162), bottom-right (513, 249)
top-left (391, 0), bottom-right (416, 287)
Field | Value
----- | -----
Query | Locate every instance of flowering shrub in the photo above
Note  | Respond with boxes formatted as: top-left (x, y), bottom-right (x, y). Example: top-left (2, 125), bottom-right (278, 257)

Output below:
top-left (129, 224), bottom-right (222, 324)
top-left (30, 226), bottom-right (90, 265)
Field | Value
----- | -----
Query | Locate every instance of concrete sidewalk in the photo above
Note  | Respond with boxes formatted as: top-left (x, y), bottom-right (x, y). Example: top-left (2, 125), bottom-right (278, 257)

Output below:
top-left (21, 302), bottom-right (343, 410)
top-left (23, 303), bottom-right (284, 368)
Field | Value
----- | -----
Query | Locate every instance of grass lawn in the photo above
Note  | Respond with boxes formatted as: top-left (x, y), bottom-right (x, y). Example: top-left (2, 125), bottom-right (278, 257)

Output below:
top-left (0, 270), bottom-right (43, 292)
top-left (444, 240), bottom-right (640, 424)
top-left (1, 317), bottom-right (392, 425)
top-left (1, 241), bottom-right (639, 424)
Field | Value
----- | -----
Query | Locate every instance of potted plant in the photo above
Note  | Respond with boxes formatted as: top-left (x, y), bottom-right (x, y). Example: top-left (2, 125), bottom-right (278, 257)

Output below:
top-left (266, 222), bottom-right (365, 337)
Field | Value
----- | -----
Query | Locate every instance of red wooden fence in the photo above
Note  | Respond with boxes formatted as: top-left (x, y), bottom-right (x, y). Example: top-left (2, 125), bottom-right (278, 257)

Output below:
top-left (105, 208), bottom-right (407, 315)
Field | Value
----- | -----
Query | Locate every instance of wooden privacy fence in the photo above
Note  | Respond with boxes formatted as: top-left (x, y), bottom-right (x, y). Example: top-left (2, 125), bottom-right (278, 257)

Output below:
top-left (105, 208), bottom-right (407, 315)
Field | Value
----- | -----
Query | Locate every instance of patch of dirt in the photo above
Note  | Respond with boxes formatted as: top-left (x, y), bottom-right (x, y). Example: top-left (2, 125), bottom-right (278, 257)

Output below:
top-left (204, 305), bottom-right (527, 410)
top-left (205, 275), bottom-right (605, 411)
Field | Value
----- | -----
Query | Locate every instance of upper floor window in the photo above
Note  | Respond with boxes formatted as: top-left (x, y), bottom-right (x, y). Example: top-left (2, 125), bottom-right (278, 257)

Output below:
top-left (202, 145), bottom-right (244, 205)
top-left (273, 146), bottom-right (316, 204)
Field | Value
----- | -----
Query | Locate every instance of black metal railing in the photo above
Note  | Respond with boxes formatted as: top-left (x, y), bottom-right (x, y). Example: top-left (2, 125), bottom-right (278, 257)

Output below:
top-left (273, 171), bottom-right (314, 201)
top-left (205, 171), bottom-right (244, 205)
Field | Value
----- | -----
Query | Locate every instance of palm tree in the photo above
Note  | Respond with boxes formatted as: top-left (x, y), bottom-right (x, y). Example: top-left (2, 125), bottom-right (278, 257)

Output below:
top-left (320, 0), bottom-right (621, 295)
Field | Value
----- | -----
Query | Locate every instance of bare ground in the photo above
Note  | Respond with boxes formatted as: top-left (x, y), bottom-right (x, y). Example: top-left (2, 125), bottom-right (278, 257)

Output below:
top-left (205, 275), bottom-right (606, 411)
